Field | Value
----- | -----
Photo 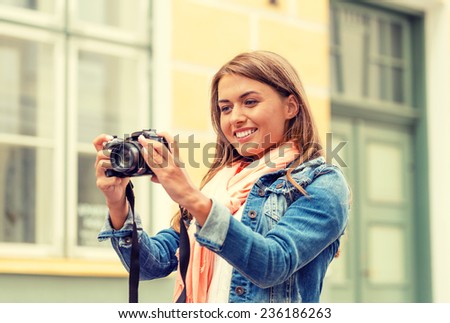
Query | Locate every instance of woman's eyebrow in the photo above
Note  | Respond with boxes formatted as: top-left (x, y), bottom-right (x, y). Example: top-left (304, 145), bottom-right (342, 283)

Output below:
top-left (218, 90), bottom-right (261, 103)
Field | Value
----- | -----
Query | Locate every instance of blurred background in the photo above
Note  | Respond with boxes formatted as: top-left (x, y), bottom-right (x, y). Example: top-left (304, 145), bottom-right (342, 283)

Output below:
top-left (0, 0), bottom-right (449, 302)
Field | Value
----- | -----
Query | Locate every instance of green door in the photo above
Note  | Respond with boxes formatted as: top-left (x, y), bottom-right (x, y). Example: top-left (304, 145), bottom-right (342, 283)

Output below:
top-left (322, 116), bottom-right (416, 302)
top-left (321, 0), bottom-right (426, 302)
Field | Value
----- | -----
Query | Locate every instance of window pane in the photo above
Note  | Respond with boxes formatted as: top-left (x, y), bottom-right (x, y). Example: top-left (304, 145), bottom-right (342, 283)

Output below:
top-left (77, 0), bottom-right (140, 31)
top-left (378, 64), bottom-right (389, 101)
top-left (331, 53), bottom-right (342, 94)
top-left (75, 45), bottom-right (147, 248)
top-left (377, 19), bottom-right (389, 56)
top-left (331, 3), bottom-right (413, 107)
top-left (0, 0), bottom-right (55, 13)
top-left (391, 23), bottom-right (403, 59)
top-left (77, 50), bottom-right (139, 143)
top-left (0, 35), bottom-right (54, 138)
top-left (330, 9), bottom-right (340, 46)
top-left (77, 153), bottom-right (109, 247)
top-left (0, 145), bottom-right (54, 244)
top-left (392, 67), bottom-right (404, 103)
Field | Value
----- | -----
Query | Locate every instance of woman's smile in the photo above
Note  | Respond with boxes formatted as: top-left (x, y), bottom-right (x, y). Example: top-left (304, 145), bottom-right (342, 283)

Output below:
top-left (234, 127), bottom-right (257, 141)
top-left (218, 74), bottom-right (298, 158)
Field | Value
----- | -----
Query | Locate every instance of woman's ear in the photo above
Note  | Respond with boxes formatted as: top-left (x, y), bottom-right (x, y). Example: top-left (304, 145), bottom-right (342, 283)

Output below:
top-left (285, 94), bottom-right (299, 120)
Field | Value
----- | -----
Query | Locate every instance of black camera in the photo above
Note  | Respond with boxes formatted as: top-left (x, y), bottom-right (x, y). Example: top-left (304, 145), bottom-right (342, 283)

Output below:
top-left (104, 129), bottom-right (168, 178)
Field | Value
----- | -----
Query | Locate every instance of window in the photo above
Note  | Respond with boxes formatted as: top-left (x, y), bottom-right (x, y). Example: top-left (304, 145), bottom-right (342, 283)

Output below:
top-left (67, 39), bottom-right (150, 258)
top-left (0, 1), bottom-right (151, 261)
top-left (0, 0), bottom-right (63, 27)
top-left (0, 23), bottom-right (63, 257)
top-left (0, 0), bottom-right (55, 12)
top-left (330, 2), bottom-right (413, 107)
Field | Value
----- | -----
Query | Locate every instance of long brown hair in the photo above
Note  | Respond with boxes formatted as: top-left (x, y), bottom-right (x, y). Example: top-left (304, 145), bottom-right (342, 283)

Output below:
top-left (172, 51), bottom-right (323, 231)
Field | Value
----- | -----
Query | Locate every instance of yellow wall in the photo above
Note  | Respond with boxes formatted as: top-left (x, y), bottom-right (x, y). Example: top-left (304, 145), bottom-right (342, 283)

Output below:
top-left (170, 0), bottom-right (330, 184)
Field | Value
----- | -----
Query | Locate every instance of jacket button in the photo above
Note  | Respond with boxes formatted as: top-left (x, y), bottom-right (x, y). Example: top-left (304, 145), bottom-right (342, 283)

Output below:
top-left (276, 183), bottom-right (283, 189)
top-left (235, 286), bottom-right (245, 296)
top-left (123, 236), bottom-right (132, 245)
top-left (248, 210), bottom-right (257, 219)
top-left (258, 189), bottom-right (265, 196)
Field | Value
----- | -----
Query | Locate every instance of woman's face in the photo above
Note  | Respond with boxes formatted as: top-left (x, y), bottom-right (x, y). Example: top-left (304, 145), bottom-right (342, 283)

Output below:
top-left (218, 74), bottom-right (298, 158)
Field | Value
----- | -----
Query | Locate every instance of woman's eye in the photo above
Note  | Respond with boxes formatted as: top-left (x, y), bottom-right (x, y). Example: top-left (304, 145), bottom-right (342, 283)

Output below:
top-left (220, 106), bottom-right (231, 113)
top-left (245, 99), bottom-right (258, 106)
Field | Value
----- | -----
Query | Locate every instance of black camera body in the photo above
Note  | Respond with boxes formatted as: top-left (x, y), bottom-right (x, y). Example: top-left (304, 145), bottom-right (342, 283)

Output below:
top-left (104, 129), bottom-right (168, 178)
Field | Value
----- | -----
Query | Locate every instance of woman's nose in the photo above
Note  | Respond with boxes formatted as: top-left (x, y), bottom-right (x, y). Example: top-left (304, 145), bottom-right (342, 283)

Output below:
top-left (229, 106), bottom-right (246, 125)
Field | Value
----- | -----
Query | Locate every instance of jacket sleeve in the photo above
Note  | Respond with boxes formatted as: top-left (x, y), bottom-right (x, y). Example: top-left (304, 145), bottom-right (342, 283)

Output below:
top-left (98, 210), bottom-right (179, 280)
top-left (195, 168), bottom-right (350, 288)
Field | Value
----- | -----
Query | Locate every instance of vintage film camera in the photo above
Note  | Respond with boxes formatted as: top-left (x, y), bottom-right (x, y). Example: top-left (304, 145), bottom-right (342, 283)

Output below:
top-left (104, 129), bottom-right (168, 178)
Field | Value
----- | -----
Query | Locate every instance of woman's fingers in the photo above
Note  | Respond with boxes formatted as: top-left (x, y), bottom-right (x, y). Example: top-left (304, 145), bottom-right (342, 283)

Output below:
top-left (158, 132), bottom-right (186, 168)
top-left (95, 149), bottom-right (112, 169)
top-left (96, 175), bottom-right (122, 191)
top-left (150, 175), bottom-right (160, 184)
top-left (92, 134), bottom-right (114, 152)
top-left (93, 134), bottom-right (114, 173)
top-left (156, 131), bottom-right (174, 150)
top-left (138, 135), bottom-right (165, 170)
top-left (138, 135), bottom-right (175, 169)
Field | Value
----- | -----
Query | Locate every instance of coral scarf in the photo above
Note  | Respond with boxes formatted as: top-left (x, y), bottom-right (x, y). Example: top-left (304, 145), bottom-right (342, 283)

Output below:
top-left (173, 142), bottom-right (299, 302)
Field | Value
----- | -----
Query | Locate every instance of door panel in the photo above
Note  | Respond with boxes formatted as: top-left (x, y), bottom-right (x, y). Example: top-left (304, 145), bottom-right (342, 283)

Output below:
top-left (322, 116), bottom-right (415, 302)
top-left (367, 141), bottom-right (404, 203)
top-left (367, 224), bottom-right (406, 285)
top-left (359, 121), bottom-right (414, 302)
top-left (321, 117), bottom-right (357, 302)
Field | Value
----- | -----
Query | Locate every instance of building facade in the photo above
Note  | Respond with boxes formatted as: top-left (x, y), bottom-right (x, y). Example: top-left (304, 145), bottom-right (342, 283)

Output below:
top-left (0, 0), bottom-right (449, 302)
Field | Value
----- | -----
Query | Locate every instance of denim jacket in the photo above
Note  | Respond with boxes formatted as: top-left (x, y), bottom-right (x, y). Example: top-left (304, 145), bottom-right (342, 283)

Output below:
top-left (98, 156), bottom-right (350, 303)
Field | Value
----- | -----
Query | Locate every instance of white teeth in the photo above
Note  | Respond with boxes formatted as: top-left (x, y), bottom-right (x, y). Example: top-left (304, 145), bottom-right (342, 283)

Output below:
top-left (235, 129), bottom-right (256, 138)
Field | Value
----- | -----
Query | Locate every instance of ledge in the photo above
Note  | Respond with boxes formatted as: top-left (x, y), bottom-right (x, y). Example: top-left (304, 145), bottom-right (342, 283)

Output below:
top-left (331, 95), bottom-right (420, 126)
top-left (0, 258), bottom-right (128, 278)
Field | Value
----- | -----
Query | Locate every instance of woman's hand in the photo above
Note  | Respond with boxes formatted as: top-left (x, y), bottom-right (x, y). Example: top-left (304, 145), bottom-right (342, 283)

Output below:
top-left (138, 132), bottom-right (212, 225)
top-left (93, 134), bottom-right (130, 229)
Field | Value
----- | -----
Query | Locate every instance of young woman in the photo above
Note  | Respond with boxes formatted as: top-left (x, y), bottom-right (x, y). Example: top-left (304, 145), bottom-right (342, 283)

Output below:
top-left (94, 51), bottom-right (350, 303)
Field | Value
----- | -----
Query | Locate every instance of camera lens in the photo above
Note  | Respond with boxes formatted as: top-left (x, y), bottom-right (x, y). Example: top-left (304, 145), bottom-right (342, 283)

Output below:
top-left (110, 143), bottom-right (140, 174)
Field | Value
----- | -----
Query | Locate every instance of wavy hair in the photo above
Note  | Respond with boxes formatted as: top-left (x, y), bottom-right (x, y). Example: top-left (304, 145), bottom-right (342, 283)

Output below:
top-left (172, 51), bottom-right (323, 231)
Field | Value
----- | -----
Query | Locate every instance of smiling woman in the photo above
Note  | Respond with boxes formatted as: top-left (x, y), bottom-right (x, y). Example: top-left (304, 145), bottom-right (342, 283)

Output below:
top-left (217, 74), bottom-right (299, 158)
top-left (94, 50), bottom-right (351, 303)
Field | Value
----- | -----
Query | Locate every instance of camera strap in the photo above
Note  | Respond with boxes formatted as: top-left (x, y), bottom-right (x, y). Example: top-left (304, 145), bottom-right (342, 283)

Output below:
top-left (176, 207), bottom-right (191, 303)
top-left (125, 181), bottom-right (140, 303)
top-left (125, 181), bottom-right (190, 303)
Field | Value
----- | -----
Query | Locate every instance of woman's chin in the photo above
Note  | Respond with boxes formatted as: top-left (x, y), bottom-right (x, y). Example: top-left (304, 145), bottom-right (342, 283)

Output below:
top-left (233, 142), bottom-right (264, 158)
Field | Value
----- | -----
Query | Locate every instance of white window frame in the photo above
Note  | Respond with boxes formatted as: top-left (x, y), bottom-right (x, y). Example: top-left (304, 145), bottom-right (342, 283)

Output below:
top-left (68, 0), bottom-right (150, 45)
top-left (0, 0), bottom-right (65, 28)
top-left (148, 0), bottom-right (173, 235)
top-left (0, 22), bottom-right (65, 258)
top-left (66, 38), bottom-right (151, 259)
top-left (0, 0), bottom-right (169, 270)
